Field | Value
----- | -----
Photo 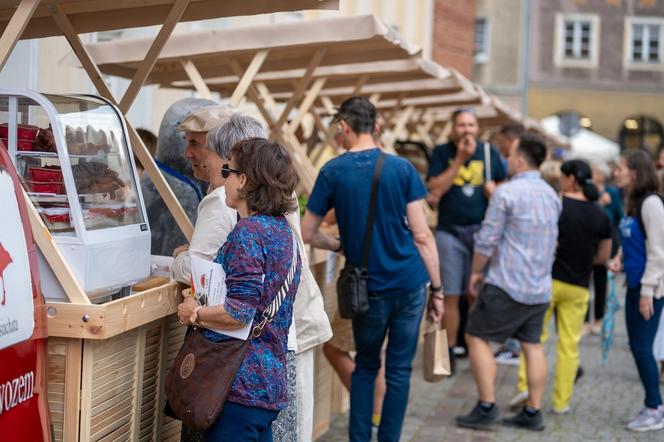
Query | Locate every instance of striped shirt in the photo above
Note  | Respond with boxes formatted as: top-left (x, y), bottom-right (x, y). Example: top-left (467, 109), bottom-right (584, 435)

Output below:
top-left (474, 171), bottom-right (561, 305)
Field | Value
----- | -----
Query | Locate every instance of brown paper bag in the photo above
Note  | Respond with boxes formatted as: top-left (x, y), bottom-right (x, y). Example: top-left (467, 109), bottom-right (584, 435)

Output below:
top-left (422, 321), bottom-right (451, 383)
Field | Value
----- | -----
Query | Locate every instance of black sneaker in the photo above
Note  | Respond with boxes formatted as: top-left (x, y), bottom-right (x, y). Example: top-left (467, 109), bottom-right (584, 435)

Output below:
top-left (575, 366), bottom-right (584, 384)
top-left (455, 402), bottom-right (500, 430)
top-left (502, 408), bottom-right (545, 431)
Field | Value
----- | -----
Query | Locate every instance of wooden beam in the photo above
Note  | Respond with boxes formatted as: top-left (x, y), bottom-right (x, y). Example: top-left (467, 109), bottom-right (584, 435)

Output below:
top-left (368, 93), bottom-right (381, 105)
top-left (22, 190), bottom-right (90, 305)
top-left (118, 0), bottom-right (191, 113)
top-left (352, 74), bottom-right (369, 95)
top-left (49, 3), bottom-right (115, 101)
top-left (127, 125), bottom-right (194, 240)
top-left (255, 82), bottom-right (279, 118)
top-left (228, 49), bottom-right (269, 107)
top-left (0, 0), bottom-right (40, 71)
top-left (180, 59), bottom-right (212, 100)
top-left (63, 339), bottom-right (83, 442)
top-left (393, 106), bottom-right (415, 140)
top-left (272, 48), bottom-right (326, 132)
top-left (288, 77), bottom-right (327, 134)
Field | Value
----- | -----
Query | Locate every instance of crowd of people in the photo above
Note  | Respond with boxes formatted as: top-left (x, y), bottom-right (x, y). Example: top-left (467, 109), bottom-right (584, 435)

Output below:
top-left (138, 95), bottom-right (664, 441)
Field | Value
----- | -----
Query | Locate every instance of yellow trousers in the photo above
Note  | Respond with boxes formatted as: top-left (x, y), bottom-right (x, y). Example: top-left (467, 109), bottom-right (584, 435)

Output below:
top-left (517, 279), bottom-right (589, 411)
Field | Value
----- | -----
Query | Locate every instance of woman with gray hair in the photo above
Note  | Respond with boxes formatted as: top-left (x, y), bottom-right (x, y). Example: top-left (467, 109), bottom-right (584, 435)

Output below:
top-left (171, 112), bottom-right (265, 284)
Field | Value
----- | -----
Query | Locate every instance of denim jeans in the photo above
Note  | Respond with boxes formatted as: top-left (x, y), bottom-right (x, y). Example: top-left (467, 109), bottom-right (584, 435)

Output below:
top-left (625, 287), bottom-right (664, 409)
top-left (204, 401), bottom-right (280, 442)
top-left (349, 285), bottom-right (426, 442)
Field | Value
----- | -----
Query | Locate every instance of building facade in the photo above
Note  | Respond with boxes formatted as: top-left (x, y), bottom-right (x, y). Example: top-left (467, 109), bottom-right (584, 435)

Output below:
top-left (476, 0), bottom-right (664, 153)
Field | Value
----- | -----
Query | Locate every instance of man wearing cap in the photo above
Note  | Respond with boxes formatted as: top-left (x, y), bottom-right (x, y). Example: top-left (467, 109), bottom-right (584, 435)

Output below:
top-left (426, 109), bottom-right (507, 372)
top-left (141, 98), bottom-right (215, 256)
top-left (171, 105), bottom-right (237, 283)
top-left (302, 96), bottom-right (444, 442)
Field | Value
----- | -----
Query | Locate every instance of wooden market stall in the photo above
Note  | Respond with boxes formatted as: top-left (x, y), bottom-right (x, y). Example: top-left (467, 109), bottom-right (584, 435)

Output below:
top-left (61, 14), bottom-right (431, 194)
top-left (0, 1), bottom-right (340, 441)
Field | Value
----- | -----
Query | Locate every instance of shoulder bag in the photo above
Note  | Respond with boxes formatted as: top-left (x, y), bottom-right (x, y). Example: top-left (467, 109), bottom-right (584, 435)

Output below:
top-left (336, 152), bottom-right (385, 319)
top-left (164, 232), bottom-right (299, 431)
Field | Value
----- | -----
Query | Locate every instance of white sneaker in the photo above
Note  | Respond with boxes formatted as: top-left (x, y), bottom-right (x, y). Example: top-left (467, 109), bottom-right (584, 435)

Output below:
top-left (552, 406), bottom-right (570, 415)
top-left (626, 408), bottom-right (664, 432)
top-left (509, 390), bottom-right (529, 410)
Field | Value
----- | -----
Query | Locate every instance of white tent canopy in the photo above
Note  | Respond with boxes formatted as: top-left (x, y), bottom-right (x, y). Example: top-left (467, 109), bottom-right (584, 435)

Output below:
top-left (541, 115), bottom-right (620, 164)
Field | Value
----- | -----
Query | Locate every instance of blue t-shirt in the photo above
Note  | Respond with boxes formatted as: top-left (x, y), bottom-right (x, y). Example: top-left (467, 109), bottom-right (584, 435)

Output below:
top-left (427, 141), bottom-right (507, 230)
top-left (307, 148), bottom-right (429, 294)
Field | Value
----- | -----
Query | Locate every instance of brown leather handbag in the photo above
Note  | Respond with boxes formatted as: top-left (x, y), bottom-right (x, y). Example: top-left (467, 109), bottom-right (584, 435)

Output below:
top-left (164, 234), bottom-right (299, 431)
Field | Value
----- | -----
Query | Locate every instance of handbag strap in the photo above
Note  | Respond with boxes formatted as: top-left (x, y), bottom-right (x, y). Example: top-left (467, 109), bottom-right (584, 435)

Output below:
top-left (360, 152), bottom-right (386, 269)
top-left (251, 230), bottom-right (299, 338)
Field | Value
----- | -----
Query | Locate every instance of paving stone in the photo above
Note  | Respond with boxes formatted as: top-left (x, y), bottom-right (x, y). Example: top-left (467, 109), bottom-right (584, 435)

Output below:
top-left (317, 281), bottom-right (662, 441)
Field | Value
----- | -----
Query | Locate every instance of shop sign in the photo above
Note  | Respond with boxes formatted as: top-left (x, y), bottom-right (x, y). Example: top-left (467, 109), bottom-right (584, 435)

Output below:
top-left (0, 170), bottom-right (34, 351)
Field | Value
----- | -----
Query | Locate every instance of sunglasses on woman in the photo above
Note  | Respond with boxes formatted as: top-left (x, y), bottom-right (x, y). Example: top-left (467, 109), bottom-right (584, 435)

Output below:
top-left (221, 164), bottom-right (241, 179)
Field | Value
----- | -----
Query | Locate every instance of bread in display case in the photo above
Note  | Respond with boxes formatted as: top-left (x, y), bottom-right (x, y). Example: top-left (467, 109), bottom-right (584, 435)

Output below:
top-left (0, 90), bottom-right (151, 302)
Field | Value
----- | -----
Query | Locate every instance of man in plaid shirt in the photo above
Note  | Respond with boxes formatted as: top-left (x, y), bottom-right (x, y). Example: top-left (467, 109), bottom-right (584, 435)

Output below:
top-left (455, 134), bottom-right (561, 432)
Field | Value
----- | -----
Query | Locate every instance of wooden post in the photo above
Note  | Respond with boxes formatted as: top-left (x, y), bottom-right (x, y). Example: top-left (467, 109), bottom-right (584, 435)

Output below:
top-left (118, 0), bottom-right (191, 113)
top-left (0, 0), bottom-right (40, 70)
top-left (127, 125), bottom-right (194, 240)
top-left (23, 190), bottom-right (91, 305)
top-left (63, 339), bottom-right (83, 441)
top-left (271, 48), bottom-right (326, 132)
top-left (180, 59), bottom-right (213, 100)
top-left (288, 77), bottom-right (327, 134)
top-left (229, 49), bottom-right (270, 107)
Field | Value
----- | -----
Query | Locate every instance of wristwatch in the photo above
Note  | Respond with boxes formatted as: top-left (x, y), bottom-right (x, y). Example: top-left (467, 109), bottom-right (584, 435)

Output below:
top-left (429, 285), bottom-right (444, 299)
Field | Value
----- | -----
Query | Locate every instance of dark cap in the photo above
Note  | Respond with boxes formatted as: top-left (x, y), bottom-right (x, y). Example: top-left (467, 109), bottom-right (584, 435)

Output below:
top-left (331, 96), bottom-right (376, 134)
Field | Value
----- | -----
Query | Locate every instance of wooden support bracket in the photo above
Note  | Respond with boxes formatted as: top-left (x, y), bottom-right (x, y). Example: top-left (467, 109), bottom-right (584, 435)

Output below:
top-left (180, 59), bottom-right (213, 100)
top-left (118, 0), bottom-right (191, 113)
top-left (22, 189), bottom-right (90, 305)
top-left (0, 0), bottom-right (40, 70)
top-left (229, 49), bottom-right (270, 107)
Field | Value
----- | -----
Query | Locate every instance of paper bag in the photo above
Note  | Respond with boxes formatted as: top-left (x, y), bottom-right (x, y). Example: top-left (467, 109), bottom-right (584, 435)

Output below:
top-left (422, 321), bottom-right (451, 383)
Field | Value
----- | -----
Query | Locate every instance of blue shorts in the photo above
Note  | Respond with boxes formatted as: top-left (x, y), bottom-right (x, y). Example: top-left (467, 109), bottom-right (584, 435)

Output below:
top-left (435, 230), bottom-right (471, 296)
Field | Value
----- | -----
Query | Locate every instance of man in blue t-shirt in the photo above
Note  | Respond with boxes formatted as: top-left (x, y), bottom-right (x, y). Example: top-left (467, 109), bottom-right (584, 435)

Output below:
top-left (302, 97), bottom-right (443, 442)
top-left (426, 109), bottom-right (507, 370)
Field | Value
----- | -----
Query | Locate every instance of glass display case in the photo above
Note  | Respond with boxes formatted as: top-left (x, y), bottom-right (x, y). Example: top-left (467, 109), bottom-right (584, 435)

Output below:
top-left (0, 90), bottom-right (151, 302)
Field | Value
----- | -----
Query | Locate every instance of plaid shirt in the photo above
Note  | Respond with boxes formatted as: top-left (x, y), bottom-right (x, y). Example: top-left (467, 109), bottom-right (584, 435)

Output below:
top-left (474, 171), bottom-right (561, 305)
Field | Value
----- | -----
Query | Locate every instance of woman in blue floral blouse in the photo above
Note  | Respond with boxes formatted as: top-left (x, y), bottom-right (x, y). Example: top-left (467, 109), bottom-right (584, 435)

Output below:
top-left (177, 137), bottom-right (301, 441)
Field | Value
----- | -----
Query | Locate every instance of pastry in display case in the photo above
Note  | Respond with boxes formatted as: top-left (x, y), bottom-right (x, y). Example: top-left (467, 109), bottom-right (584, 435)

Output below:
top-left (0, 90), bottom-right (151, 303)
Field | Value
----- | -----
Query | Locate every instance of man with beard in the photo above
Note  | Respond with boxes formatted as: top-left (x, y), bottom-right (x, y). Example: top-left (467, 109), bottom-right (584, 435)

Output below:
top-left (426, 109), bottom-right (507, 372)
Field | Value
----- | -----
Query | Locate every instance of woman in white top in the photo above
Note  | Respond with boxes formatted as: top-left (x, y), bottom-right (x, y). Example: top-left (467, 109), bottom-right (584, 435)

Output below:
top-left (171, 114), bottom-right (264, 283)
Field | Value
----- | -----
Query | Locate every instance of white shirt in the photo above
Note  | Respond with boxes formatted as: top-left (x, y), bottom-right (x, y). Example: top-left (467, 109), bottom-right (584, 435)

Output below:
top-left (172, 186), bottom-right (236, 284)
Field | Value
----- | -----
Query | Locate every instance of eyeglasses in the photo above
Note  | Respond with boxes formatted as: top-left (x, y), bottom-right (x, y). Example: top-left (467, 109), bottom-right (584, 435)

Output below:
top-left (221, 164), bottom-right (241, 179)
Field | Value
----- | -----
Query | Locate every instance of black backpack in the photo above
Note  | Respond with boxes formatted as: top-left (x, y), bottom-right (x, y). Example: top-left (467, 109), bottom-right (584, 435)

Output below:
top-left (637, 193), bottom-right (664, 239)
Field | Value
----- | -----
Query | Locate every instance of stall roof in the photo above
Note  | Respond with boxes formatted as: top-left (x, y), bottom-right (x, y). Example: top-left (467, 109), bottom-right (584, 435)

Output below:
top-left (0, 0), bottom-right (339, 39)
top-left (62, 14), bottom-right (420, 86)
top-left (169, 58), bottom-right (455, 97)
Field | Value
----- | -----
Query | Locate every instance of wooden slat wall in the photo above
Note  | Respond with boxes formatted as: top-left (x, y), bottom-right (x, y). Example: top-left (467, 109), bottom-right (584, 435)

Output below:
top-left (47, 338), bottom-right (67, 442)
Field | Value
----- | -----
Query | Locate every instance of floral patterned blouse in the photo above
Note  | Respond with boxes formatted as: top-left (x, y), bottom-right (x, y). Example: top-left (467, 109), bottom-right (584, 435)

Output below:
top-left (204, 214), bottom-right (300, 410)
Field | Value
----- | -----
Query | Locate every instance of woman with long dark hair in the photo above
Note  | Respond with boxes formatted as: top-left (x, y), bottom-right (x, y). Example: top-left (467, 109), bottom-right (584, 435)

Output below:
top-left (514, 159), bottom-right (611, 414)
top-left (609, 149), bottom-right (664, 433)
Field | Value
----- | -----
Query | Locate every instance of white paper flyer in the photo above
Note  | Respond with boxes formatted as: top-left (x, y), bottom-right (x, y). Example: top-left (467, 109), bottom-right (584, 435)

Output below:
top-left (190, 255), bottom-right (252, 340)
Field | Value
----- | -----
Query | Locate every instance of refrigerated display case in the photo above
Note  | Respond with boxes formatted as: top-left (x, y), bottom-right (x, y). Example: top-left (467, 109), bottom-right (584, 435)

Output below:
top-left (0, 90), bottom-right (150, 302)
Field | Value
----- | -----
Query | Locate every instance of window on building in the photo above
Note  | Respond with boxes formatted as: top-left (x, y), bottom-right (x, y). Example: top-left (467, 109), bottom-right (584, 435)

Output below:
top-left (563, 19), bottom-right (592, 59)
top-left (555, 14), bottom-right (599, 67)
top-left (619, 115), bottom-right (663, 155)
top-left (474, 18), bottom-right (489, 63)
top-left (625, 17), bottom-right (663, 68)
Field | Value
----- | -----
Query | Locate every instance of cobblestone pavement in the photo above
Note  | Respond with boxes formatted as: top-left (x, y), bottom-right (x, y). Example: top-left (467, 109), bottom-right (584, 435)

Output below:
top-left (318, 293), bottom-right (662, 441)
